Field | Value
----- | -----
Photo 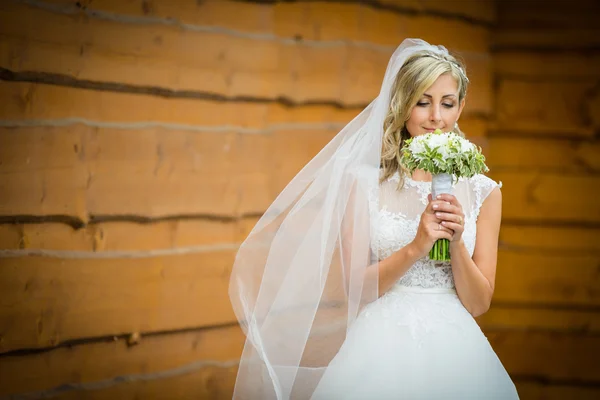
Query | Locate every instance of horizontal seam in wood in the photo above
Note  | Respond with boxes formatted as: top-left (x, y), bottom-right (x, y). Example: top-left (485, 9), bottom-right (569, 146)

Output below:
top-left (0, 212), bottom-right (265, 230)
top-left (0, 243), bottom-right (241, 258)
top-left (0, 116), bottom-right (348, 134)
top-left (233, 0), bottom-right (493, 27)
top-left (511, 374), bottom-right (600, 388)
top-left (490, 301), bottom-right (600, 313)
top-left (15, 0), bottom-right (493, 41)
top-left (0, 67), bottom-right (367, 109)
top-left (0, 358), bottom-right (240, 400)
top-left (0, 322), bottom-right (240, 357)
top-left (492, 45), bottom-right (600, 53)
top-left (481, 325), bottom-right (600, 336)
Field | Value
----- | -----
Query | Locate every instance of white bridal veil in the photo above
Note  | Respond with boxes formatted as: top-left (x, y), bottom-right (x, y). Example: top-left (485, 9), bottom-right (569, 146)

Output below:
top-left (229, 38), bottom-right (454, 399)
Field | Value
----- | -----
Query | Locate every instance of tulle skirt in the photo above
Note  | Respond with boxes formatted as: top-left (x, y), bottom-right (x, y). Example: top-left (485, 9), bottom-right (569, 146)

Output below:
top-left (311, 285), bottom-right (520, 399)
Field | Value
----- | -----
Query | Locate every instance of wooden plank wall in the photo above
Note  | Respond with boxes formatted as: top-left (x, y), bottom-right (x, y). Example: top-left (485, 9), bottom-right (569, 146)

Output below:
top-left (483, 0), bottom-right (600, 398)
top-left (0, 0), bottom-right (596, 399)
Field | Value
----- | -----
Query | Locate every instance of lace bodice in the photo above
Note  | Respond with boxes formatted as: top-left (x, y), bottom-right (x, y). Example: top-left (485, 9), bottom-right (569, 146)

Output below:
top-left (368, 170), bottom-right (502, 290)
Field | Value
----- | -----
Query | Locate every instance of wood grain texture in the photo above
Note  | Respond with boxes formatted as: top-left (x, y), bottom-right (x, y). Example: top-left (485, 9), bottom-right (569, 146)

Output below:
top-left (4, 129), bottom-right (593, 224)
top-left (493, 251), bottom-right (600, 307)
top-left (0, 107), bottom-right (488, 220)
top-left (494, 52), bottom-right (600, 79)
top-left (0, 249), bottom-right (596, 353)
top-left (514, 381), bottom-right (600, 400)
top-left (0, 218), bottom-right (259, 251)
top-left (0, 251), bottom-right (236, 353)
top-left (492, 172), bottom-right (598, 224)
top-left (493, 28), bottom-right (600, 51)
top-left (477, 307), bottom-right (600, 334)
top-left (0, 1), bottom-right (492, 110)
top-left (493, 80), bottom-right (598, 137)
top-left (486, 137), bottom-right (600, 173)
top-left (499, 225), bottom-right (600, 253)
top-left (2, 326), bottom-right (598, 399)
top-left (0, 324), bottom-right (243, 398)
top-left (489, 330), bottom-right (600, 382)
top-left (40, 0), bottom-right (497, 27)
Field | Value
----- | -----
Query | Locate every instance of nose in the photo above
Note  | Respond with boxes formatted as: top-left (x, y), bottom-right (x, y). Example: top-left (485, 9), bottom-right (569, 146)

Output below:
top-left (430, 104), bottom-right (442, 124)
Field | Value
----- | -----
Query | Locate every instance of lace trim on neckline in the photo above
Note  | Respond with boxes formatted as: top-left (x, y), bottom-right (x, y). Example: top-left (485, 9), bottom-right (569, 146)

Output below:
top-left (387, 172), bottom-right (431, 205)
top-left (387, 171), bottom-right (430, 186)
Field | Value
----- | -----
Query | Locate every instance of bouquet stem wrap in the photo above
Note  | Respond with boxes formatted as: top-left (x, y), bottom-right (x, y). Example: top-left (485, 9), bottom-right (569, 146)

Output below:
top-left (430, 173), bottom-right (453, 261)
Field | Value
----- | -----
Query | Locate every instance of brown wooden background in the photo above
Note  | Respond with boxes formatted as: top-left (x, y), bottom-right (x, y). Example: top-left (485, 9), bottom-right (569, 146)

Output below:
top-left (0, 0), bottom-right (598, 398)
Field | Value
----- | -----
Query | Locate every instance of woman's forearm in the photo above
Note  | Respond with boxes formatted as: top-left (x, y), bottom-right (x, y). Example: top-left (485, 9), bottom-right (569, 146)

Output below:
top-left (450, 238), bottom-right (493, 317)
top-left (364, 242), bottom-right (422, 297)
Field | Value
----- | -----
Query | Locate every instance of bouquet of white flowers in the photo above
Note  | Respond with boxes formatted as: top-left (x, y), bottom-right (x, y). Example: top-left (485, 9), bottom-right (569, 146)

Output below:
top-left (400, 129), bottom-right (489, 261)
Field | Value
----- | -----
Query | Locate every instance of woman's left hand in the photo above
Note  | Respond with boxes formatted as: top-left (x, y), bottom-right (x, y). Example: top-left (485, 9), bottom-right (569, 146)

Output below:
top-left (431, 193), bottom-right (465, 242)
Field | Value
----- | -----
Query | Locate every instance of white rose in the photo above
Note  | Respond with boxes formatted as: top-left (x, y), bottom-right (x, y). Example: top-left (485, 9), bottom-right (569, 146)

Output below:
top-left (409, 137), bottom-right (426, 155)
top-left (458, 138), bottom-right (475, 152)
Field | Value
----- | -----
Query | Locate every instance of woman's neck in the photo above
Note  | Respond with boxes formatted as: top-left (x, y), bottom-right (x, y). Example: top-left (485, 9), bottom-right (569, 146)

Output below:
top-left (411, 169), bottom-right (433, 182)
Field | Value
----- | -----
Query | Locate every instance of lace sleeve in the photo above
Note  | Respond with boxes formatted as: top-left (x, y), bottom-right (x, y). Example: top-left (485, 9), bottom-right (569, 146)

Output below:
top-left (470, 174), bottom-right (502, 221)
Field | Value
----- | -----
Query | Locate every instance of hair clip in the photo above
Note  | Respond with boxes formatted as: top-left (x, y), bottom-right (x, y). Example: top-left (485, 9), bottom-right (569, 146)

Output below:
top-left (426, 53), bottom-right (470, 83)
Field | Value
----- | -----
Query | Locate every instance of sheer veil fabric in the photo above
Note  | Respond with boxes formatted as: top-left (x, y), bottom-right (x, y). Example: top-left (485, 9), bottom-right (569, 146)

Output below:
top-left (229, 39), bottom-right (455, 399)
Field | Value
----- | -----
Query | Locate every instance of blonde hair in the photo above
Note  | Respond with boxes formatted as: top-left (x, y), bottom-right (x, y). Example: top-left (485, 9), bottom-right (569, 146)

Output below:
top-left (380, 50), bottom-right (469, 188)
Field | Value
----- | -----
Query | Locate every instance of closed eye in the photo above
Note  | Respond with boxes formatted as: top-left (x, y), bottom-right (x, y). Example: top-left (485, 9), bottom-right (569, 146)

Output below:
top-left (416, 102), bottom-right (455, 108)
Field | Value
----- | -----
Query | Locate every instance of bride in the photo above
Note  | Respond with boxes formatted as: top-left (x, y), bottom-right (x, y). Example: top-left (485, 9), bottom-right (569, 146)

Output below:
top-left (229, 39), bottom-right (520, 399)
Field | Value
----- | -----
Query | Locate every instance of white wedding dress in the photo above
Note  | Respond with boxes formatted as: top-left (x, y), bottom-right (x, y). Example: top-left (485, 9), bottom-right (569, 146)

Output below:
top-left (311, 171), bottom-right (520, 399)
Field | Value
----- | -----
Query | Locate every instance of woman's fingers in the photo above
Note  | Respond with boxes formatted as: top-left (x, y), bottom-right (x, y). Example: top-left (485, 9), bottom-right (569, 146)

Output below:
top-left (436, 193), bottom-right (460, 207)
top-left (432, 201), bottom-right (460, 214)
top-left (434, 211), bottom-right (463, 224)
top-left (432, 222), bottom-right (454, 236)
top-left (442, 221), bottom-right (463, 231)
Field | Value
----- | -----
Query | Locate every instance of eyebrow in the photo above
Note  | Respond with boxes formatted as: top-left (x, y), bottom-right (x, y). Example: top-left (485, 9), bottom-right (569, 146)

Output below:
top-left (423, 93), bottom-right (457, 99)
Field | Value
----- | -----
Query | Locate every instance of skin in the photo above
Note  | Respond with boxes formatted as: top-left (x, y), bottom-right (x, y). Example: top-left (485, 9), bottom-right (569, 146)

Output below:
top-left (375, 72), bottom-right (502, 317)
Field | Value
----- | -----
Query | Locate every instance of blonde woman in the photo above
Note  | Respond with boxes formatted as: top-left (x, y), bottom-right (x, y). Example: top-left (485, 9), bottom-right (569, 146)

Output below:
top-left (230, 39), bottom-right (519, 399)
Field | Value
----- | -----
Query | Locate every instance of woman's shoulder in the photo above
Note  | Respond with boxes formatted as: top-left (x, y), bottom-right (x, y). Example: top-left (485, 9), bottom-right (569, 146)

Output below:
top-left (465, 173), bottom-right (502, 191)
top-left (461, 174), bottom-right (502, 210)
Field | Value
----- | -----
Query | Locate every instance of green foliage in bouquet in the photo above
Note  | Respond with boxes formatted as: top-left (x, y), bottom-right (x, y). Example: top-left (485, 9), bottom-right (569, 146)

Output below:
top-left (400, 129), bottom-right (490, 261)
top-left (400, 129), bottom-right (489, 180)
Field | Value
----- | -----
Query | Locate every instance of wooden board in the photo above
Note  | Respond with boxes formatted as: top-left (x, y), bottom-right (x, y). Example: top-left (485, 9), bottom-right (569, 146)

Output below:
top-left (488, 330), bottom-right (600, 382)
top-left (478, 307), bottom-right (600, 333)
top-left (0, 218), bottom-right (258, 251)
top-left (3, 221), bottom-right (596, 255)
top-left (1, 325), bottom-right (598, 399)
top-left (494, 52), bottom-right (600, 79)
top-left (486, 137), bottom-right (600, 173)
top-left (499, 225), bottom-right (600, 253)
top-left (493, 28), bottom-right (600, 51)
top-left (1, 249), bottom-right (597, 353)
top-left (0, 2), bottom-right (492, 109)
top-left (514, 380), bottom-right (600, 400)
top-left (4, 128), bottom-right (593, 225)
top-left (493, 251), bottom-right (600, 307)
top-left (0, 324), bottom-right (244, 398)
top-left (0, 107), bottom-right (489, 220)
top-left (493, 79), bottom-right (597, 137)
top-left (496, 0), bottom-right (600, 29)
top-left (0, 125), bottom-right (335, 219)
top-left (492, 172), bottom-right (599, 223)
top-left (0, 251), bottom-right (237, 353)
top-left (41, 0), bottom-right (496, 28)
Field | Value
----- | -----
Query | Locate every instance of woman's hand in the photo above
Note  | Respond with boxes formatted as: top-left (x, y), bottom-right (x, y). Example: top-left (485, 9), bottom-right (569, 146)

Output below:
top-left (433, 193), bottom-right (465, 243)
top-left (410, 193), bottom-right (465, 258)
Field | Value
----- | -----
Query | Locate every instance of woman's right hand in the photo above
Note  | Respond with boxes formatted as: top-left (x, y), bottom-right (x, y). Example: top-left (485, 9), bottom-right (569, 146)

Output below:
top-left (410, 194), bottom-right (455, 259)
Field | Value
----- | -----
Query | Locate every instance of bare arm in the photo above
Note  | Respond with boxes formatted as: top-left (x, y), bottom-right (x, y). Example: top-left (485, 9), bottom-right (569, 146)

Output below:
top-left (448, 187), bottom-right (502, 317)
top-left (363, 242), bottom-right (421, 297)
top-left (364, 194), bottom-right (455, 297)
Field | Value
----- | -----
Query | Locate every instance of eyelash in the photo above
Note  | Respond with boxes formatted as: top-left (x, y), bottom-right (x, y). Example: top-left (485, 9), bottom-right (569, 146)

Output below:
top-left (416, 102), bottom-right (454, 108)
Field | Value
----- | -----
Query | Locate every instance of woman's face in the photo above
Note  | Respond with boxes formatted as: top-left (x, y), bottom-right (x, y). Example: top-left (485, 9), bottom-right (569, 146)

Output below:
top-left (405, 73), bottom-right (465, 137)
